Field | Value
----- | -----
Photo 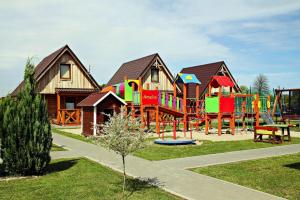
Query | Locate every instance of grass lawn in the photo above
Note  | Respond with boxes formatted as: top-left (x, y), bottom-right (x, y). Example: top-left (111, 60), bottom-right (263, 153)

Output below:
top-left (134, 137), bottom-right (300, 160)
top-left (51, 144), bottom-right (66, 151)
top-left (52, 128), bottom-right (94, 144)
top-left (191, 153), bottom-right (300, 200)
top-left (0, 158), bottom-right (181, 200)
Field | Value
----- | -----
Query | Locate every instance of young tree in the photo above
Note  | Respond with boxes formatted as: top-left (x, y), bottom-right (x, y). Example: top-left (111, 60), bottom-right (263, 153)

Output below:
top-left (97, 107), bottom-right (146, 197)
top-left (0, 59), bottom-right (52, 175)
top-left (253, 74), bottom-right (270, 96)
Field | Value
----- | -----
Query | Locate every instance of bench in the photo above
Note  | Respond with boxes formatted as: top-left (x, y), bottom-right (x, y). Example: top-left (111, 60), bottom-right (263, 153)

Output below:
top-left (254, 126), bottom-right (283, 144)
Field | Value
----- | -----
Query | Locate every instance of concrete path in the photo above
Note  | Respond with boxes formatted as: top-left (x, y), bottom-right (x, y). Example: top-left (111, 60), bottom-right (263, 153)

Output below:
top-left (158, 144), bottom-right (300, 169)
top-left (50, 133), bottom-right (300, 200)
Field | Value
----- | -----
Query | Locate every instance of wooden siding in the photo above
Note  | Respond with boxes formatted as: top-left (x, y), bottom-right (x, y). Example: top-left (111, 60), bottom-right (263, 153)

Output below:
top-left (142, 58), bottom-right (174, 91)
top-left (82, 107), bottom-right (94, 135)
top-left (36, 52), bottom-right (95, 94)
top-left (45, 94), bottom-right (57, 119)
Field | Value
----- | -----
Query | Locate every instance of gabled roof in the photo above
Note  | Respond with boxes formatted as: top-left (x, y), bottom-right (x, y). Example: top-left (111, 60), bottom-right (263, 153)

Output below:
top-left (210, 76), bottom-right (235, 88)
top-left (11, 45), bottom-right (100, 96)
top-left (180, 61), bottom-right (240, 98)
top-left (77, 91), bottom-right (126, 107)
top-left (107, 53), bottom-right (157, 86)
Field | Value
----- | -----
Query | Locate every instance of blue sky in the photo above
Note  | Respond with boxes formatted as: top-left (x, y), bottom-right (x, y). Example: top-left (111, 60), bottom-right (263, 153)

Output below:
top-left (0, 0), bottom-right (300, 96)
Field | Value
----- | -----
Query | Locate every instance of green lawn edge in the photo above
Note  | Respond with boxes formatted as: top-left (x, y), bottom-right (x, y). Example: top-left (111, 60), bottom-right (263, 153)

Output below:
top-left (191, 153), bottom-right (300, 200)
top-left (134, 137), bottom-right (300, 160)
top-left (0, 157), bottom-right (182, 200)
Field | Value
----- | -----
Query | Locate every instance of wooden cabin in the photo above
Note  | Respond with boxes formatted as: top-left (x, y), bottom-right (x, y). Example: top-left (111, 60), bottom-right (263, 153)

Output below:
top-left (11, 45), bottom-right (100, 125)
top-left (106, 53), bottom-right (179, 92)
top-left (77, 91), bottom-right (126, 135)
top-left (180, 61), bottom-right (240, 99)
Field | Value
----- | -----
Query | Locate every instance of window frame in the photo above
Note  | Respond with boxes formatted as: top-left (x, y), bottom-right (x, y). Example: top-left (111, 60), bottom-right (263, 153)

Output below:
top-left (151, 67), bottom-right (159, 83)
top-left (60, 63), bottom-right (71, 80)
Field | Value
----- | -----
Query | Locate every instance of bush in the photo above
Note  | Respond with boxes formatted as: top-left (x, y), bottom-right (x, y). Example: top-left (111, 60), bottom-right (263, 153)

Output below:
top-left (0, 59), bottom-right (52, 176)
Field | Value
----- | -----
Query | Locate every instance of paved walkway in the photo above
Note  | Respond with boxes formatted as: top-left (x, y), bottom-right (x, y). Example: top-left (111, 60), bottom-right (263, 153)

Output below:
top-left (51, 133), bottom-right (300, 200)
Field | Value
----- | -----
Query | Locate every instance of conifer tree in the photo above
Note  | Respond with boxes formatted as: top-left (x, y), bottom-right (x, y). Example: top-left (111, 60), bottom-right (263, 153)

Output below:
top-left (0, 59), bottom-right (52, 175)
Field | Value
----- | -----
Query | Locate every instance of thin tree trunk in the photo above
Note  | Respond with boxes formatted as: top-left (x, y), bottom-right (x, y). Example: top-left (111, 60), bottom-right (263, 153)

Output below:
top-left (122, 155), bottom-right (126, 199)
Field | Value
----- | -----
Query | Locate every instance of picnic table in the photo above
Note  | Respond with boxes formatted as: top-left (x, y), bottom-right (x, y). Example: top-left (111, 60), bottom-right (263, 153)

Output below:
top-left (254, 124), bottom-right (294, 144)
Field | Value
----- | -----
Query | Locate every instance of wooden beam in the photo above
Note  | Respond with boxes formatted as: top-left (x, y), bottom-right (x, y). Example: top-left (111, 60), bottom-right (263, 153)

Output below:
top-left (56, 93), bottom-right (61, 123)
top-left (173, 82), bottom-right (177, 97)
top-left (183, 83), bottom-right (187, 133)
top-left (139, 77), bottom-right (144, 128)
top-left (196, 84), bottom-right (200, 117)
top-left (156, 106), bottom-right (160, 135)
top-left (93, 106), bottom-right (97, 136)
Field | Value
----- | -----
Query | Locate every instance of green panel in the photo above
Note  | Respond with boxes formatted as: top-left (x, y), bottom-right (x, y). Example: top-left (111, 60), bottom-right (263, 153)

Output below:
top-left (168, 94), bottom-right (173, 108)
top-left (115, 84), bottom-right (120, 96)
top-left (176, 97), bottom-right (180, 110)
top-left (124, 80), bottom-right (132, 102)
top-left (205, 97), bottom-right (219, 113)
top-left (162, 93), bottom-right (165, 106)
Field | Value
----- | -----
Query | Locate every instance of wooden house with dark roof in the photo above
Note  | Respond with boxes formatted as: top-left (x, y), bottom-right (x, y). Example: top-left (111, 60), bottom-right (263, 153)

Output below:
top-left (11, 45), bottom-right (100, 125)
top-left (106, 53), bottom-right (179, 92)
top-left (179, 61), bottom-right (240, 99)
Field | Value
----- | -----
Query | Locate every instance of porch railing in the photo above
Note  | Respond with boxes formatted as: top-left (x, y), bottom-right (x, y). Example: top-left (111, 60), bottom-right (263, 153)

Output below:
top-left (57, 109), bottom-right (81, 125)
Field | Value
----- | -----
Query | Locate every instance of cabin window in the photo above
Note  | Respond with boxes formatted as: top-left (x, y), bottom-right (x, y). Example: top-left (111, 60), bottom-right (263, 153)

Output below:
top-left (151, 67), bottom-right (159, 83)
top-left (65, 97), bottom-right (75, 109)
top-left (60, 64), bottom-right (71, 79)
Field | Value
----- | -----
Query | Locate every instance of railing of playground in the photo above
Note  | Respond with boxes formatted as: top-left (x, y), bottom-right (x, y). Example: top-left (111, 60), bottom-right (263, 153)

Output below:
top-left (131, 91), bottom-right (183, 112)
top-left (158, 91), bottom-right (183, 112)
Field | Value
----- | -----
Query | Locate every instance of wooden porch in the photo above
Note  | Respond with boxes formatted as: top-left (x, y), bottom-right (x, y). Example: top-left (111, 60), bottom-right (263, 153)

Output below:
top-left (53, 88), bottom-right (98, 126)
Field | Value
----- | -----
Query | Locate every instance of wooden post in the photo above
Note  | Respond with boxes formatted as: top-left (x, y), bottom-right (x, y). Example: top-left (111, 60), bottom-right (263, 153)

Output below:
top-left (196, 84), bottom-right (200, 118)
top-left (76, 109), bottom-right (80, 124)
top-left (173, 82), bottom-right (177, 97)
top-left (255, 93), bottom-right (260, 127)
top-left (218, 86), bottom-right (222, 136)
top-left (146, 111), bottom-right (150, 130)
top-left (93, 106), bottom-right (97, 136)
top-left (156, 106), bottom-right (160, 135)
top-left (139, 77), bottom-right (144, 128)
top-left (56, 93), bottom-right (61, 123)
top-left (183, 83), bottom-right (187, 133)
top-left (230, 90), bottom-right (235, 135)
top-left (190, 121), bottom-right (193, 139)
top-left (131, 82), bottom-right (135, 118)
top-left (173, 118), bottom-right (176, 140)
top-left (62, 110), bottom-right (65, 125)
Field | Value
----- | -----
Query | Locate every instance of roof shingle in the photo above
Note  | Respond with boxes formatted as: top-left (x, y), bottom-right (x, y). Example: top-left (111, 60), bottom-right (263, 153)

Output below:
top-left (106, 53), bottom-right (157, 86)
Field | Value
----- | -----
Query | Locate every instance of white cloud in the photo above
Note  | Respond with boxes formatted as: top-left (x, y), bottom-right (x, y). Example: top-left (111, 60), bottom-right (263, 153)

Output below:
top-left (0, 0), bottom-right (300, 95)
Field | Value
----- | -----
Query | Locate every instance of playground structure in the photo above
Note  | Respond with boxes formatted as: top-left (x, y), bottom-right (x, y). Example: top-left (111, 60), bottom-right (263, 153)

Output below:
top-left (204, 76), bottom-right (236, 136)
top-left (102, 73), bottom-right (202, 141)
top-left (101, 72), bottom-right (277, 140)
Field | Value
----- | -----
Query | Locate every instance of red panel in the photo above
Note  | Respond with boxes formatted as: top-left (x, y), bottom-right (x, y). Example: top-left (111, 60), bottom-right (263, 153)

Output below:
top-left (220, 97), bottom-right (235, 113)
top-left (142, 90), bottom-right (158, 105)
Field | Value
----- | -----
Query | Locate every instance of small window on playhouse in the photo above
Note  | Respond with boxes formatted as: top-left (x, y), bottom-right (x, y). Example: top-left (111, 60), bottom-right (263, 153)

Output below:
top-left (151, 67), bottom-right (159, 83)
top-left (60, 64), bottom-right (71, 80)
